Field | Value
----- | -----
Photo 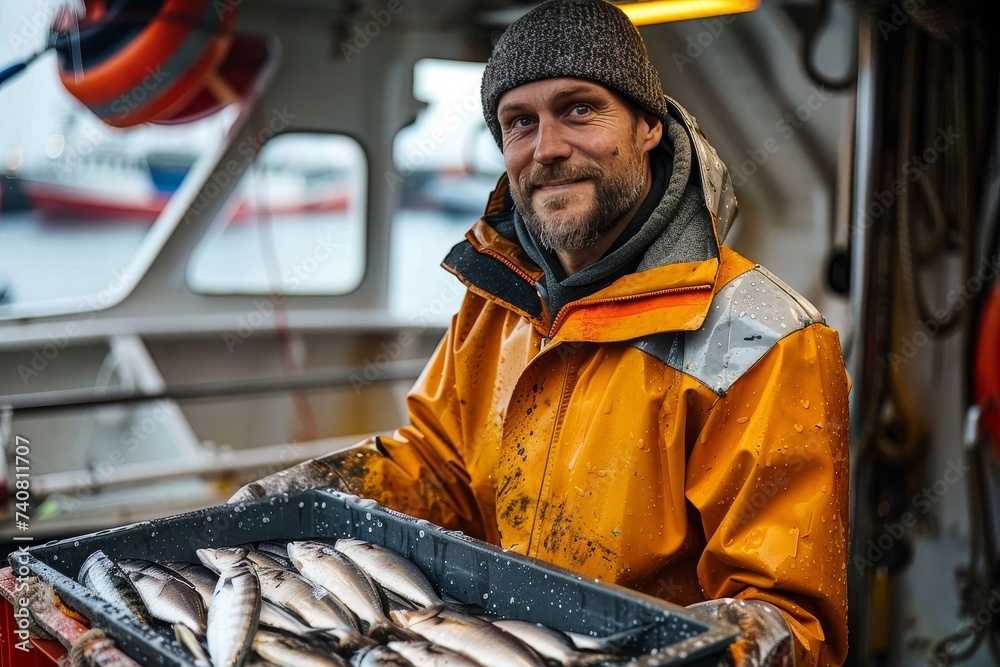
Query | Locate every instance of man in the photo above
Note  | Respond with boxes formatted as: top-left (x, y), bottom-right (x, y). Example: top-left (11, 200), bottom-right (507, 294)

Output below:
top-left (232, 2), bottom-right (850, 665)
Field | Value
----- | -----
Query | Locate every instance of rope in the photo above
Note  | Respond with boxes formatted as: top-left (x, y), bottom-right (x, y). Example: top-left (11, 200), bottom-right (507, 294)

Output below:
top-left (69, 627), bottom-right (114, 667)
top-left (801, 0), bottom-right (857, 91)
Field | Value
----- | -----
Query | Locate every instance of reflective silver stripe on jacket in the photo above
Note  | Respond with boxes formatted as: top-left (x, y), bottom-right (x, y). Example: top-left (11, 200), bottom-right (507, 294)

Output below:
top-left (631, 266), bottom-right (823, 396)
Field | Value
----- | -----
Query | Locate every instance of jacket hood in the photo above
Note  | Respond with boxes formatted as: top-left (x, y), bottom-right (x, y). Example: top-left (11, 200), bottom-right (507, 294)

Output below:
top-left (664, 94), bottom-right (738, 243)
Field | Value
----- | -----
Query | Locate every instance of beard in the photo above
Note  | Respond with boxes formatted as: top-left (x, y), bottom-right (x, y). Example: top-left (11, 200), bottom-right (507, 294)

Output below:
top-left (511, 141), bottom-right (646, 253)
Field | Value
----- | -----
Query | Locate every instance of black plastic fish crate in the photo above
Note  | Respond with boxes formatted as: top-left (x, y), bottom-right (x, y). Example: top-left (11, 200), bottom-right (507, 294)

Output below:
top-left (11, 489), bottom-right (739, 667)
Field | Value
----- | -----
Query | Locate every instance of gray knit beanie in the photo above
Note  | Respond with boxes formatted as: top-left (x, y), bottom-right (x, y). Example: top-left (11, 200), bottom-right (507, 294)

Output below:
top-left (481, 0), bottom-right (669, 148)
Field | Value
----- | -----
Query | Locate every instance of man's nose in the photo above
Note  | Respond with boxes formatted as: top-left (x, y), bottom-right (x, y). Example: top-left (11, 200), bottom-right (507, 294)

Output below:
top-left (532, 119), bottom-right (572, 164)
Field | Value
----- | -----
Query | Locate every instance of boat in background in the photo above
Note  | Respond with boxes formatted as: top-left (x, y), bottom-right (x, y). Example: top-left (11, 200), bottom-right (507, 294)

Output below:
top-left (12, 115), bottom-right (352, 223)
top-left (17, 147), bottom-right (351, 222)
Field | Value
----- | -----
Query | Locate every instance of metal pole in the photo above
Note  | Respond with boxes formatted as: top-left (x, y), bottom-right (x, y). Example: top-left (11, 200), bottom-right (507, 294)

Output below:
top-left (2, 357), bottom-right (427, 415)
top-left (847, 8), bottom-right (883, 667)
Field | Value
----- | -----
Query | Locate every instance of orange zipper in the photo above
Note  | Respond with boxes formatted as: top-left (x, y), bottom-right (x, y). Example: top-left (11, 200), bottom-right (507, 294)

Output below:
top-left (547, 283), bottom-right (713, 338)
top-left (479, 247), bottom-right (539, 287)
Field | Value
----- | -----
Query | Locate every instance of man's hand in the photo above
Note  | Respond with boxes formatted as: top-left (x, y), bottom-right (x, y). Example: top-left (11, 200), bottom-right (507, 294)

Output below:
top-left (685, 599), bottom-right (794, 667)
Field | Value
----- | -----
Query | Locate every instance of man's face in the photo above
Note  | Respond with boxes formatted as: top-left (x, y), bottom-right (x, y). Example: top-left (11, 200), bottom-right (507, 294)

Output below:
top-left (497, 78), bottom-right (660, 253)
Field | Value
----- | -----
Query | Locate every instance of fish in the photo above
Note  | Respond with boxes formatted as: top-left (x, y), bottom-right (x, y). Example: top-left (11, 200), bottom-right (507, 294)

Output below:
top-left (493, 620), bottom-right (619, 666)
top-left (252, 629), bottom-right (350, 667)
top-left (386, 641), bottom-right (484, 667)
top-left (118, 559), bottom-right (206, 635)
top-left (175, 623), bottom-right (211, 667)
top-left (206, 559), bottom-right (260, 667)
top-left (197, 547), bottom-right (289, 574)
top-left (77, 550), bottom-right (154, 626)
top-left (163, 562), bottom-right (218, 609)
top-left (256, 542), bottom-right (294, 568)
top-left (334, 539), bottom-right (445, 608)
top-left (350, 645), bottom-right (415, 667)
top-left (288, 541), bottom-right (414, 641)
top-left (166, 560), bottom-right (316, 643)
top-left (260, 599), bottom-right (334, 637)
top-left (253, 566), bottom-right (373, 652)
top-left (390, 607), bottom-right (547, 667)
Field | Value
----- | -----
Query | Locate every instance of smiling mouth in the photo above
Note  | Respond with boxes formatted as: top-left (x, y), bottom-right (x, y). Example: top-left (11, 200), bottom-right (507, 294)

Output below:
top-left (534, 178), bottom-right (589, 192)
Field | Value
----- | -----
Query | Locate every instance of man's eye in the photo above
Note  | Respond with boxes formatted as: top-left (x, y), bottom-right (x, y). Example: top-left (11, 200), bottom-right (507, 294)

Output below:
top-left (513, 117), bottom-right (534, 128)
top-left (571, 105), bottom-right (591, 116)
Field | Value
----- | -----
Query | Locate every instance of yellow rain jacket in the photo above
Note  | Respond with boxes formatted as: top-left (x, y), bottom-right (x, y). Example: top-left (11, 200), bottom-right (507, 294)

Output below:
top-left (329, 99), bottom-right (850, 667)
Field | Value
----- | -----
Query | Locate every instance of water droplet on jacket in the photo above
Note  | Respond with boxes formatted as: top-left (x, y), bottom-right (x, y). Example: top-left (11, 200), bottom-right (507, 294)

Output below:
top-left (736, 416), bottom-right (750, 424)
top-left (626, 507), bottom-right (634, 516)
top-left (801, 399), bottom-right (810, 409)
top-left (780, 322), bottom-right (787, 329)
top-left (739, 310), bottom-right (746, 317)
top-left (750, 314), bottom-right (756, 319)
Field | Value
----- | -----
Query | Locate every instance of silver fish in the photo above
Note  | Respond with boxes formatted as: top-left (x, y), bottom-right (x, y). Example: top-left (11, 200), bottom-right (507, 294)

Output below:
top-left (386, 641), bottom-right (483, 667)
top-left (175, 623), bottom-right (211, 667)
top-left (334, 539), bottom-right (444, 608)
top-left (288, 542), bottom-right (390, 628)
top-left (493, 620), bottom-right (618, 666)
top-left (350, 645), bottom-right (414, 667)
top-left (254, 566), bottom-right (372, 652)
top-left (252, 629), bottom-right (349, 667)
top-left (206, 559), bottom-right (260, 667)
top-left (255, 542), bottom-right (294, 569)
top-left (390, 607), bottom-right (546, 667)
top-left (197, 547), bottom-right (288, 574)
top-left (78, 550), bottom-right (154, 626)
top-left (164, 562), bottom-right (218, 609)
top-left (260, 599), bottom-right (331, 637)
top-left (167, 559), bottom-right (317, 645)
top-left (119, 559), bottom-right (206, 635)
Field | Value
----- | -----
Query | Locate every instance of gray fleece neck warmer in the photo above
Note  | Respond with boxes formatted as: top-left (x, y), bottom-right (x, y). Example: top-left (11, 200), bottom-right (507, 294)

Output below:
top-left (514, 115), bottom-right (718, 317)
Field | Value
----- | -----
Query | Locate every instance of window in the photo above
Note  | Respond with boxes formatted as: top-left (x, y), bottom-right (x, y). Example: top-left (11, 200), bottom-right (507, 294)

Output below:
top-left (0, 1), bottom-right (237, 316)
top-left (388, 59), bottom-right (505, 323)
top-left (187, 133), bottom-right (367, 295)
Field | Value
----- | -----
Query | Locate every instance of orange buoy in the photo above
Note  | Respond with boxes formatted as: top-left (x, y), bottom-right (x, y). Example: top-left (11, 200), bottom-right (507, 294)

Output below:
top-left (153, 32), bottom-right (270, 125)
top-left (56, 0), bottom-right (237, 128)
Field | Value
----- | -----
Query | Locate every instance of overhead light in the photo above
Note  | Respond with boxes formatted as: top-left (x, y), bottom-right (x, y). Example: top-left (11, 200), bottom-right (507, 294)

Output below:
top-left (615, 0), bottom-right (760, 25)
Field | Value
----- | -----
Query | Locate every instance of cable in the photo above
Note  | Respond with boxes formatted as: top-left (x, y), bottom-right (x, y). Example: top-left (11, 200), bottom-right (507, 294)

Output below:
top-left (251, 152), bottom-right (318, 444)
top-left (801, 0), bottom-right (857, 92)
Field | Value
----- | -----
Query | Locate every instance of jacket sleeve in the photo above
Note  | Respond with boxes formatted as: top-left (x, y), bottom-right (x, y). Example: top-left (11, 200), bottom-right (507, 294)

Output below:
top-left (684, 324), bottom-right (850, 667)
top-left (328, 307), bottom-right (487, 539)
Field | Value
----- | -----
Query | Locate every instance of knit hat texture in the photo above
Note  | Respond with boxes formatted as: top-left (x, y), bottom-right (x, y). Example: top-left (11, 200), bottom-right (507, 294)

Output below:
top-left (481, 0), bottom-right (669, 148)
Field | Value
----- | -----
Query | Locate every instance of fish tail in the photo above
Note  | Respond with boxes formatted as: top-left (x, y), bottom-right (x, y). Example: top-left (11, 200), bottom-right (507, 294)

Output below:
top-left (366, 621), bottom-right (422, 644)
top-left (325, 630), bottom-right (378, 655)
